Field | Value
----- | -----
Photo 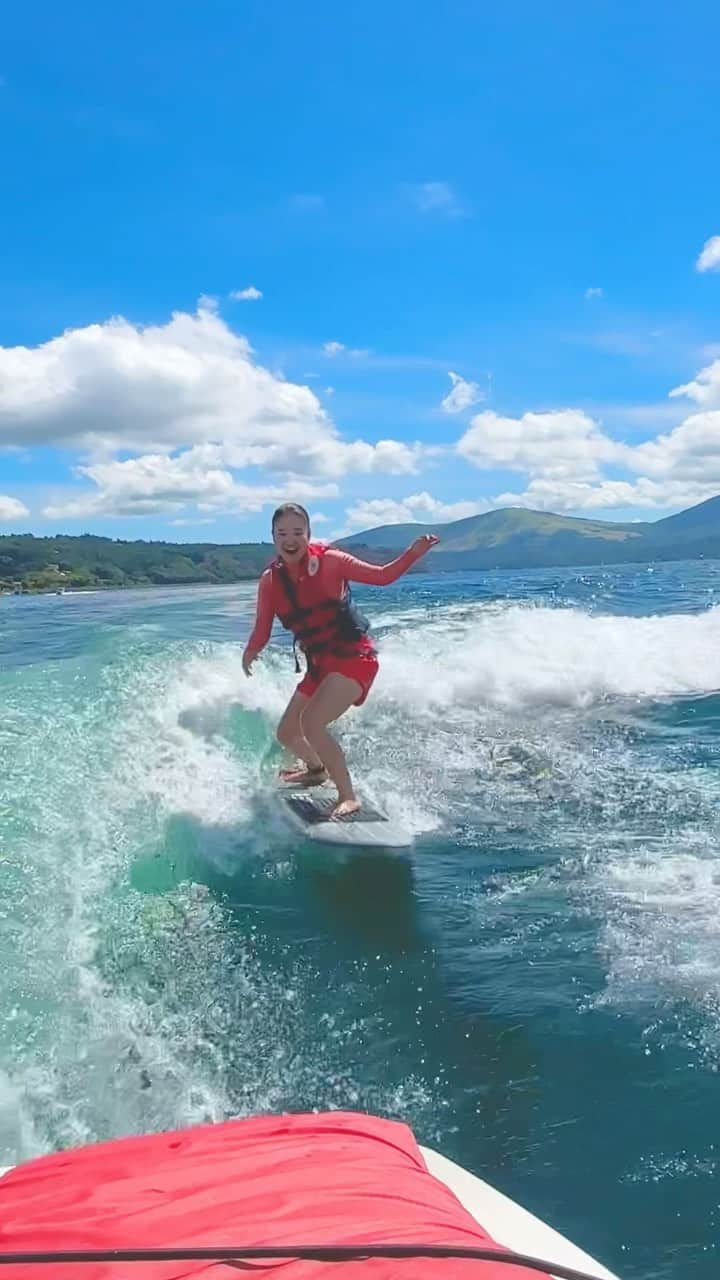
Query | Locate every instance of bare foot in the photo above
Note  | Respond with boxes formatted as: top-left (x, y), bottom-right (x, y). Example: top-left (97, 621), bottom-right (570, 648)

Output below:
top-left (279, 764), bottom-right (328, 787)
top-left (331, 798), bottom-right (361, 821)
top-left (278, 763), bottom-right (303, 780)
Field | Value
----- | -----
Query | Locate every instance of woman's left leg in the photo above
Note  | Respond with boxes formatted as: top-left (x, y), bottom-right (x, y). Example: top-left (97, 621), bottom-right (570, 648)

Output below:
top-left (300, 672), bottom-right (363, 818)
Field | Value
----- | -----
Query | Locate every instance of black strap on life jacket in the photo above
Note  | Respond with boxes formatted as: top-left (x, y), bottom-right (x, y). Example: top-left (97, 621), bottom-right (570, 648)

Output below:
top-left (274, 560), bottom-right (370, 675)
top-left (274, 561), bottom-right (305, 672)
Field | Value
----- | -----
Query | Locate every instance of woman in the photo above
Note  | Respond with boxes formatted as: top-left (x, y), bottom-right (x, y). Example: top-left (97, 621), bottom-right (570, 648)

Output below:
top-left (243, 503), bottom-right (439, 819)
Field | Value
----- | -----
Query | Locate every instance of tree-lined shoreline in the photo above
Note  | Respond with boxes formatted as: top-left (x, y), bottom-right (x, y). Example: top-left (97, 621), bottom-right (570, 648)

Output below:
top-left (2, 494), bottom-right (719, 594)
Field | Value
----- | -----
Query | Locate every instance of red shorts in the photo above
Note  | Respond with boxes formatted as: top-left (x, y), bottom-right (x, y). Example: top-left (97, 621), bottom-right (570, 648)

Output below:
top-left (297, 651), bottom-right (379, 706)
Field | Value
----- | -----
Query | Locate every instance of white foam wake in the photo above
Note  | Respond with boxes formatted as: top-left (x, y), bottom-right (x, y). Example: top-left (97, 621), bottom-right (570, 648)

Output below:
top-left (373, 602), bottom-right (720, 710)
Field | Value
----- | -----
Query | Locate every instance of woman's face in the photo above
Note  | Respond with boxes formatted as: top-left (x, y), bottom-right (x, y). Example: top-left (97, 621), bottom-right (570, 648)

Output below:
top-left (273, 514), bottom-right (310, 564)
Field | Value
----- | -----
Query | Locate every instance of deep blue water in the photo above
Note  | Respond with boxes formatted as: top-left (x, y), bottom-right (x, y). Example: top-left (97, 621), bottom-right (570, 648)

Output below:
top-left (2, 561), bottom-right (720, 1278)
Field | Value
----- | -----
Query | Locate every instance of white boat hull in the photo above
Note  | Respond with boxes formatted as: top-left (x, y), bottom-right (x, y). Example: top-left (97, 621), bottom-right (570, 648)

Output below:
top-left (421, 1146), bottom-right (617, 1279)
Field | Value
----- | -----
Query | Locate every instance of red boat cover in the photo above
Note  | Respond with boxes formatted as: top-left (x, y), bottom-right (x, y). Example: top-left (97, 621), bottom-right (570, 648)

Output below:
top-left (0, 1111), bottom-right (552, 1278)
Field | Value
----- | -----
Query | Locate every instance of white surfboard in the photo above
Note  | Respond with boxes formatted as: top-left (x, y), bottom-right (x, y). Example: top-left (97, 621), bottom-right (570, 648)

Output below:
top-left (277, 788), bottom-right (413, 849)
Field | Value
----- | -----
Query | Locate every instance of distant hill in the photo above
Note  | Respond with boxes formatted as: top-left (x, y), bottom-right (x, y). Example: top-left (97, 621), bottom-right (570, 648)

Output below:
top-left (2, 496), bottom-right (719, 594)
top-left (0, 534), bottom-right (274, 594)
top-left (340, 497), bottom-right (720, 570)
top-left (641, 493), bottom-right (720, 541)
top-left (340, 507), bottom-right (647, 552)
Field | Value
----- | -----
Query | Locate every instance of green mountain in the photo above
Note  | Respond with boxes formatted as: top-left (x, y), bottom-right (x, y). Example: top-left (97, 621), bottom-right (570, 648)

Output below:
top-left (341, 497), bottom-right (720, 570)
top-left (2, 496), bottom-right (719, 594)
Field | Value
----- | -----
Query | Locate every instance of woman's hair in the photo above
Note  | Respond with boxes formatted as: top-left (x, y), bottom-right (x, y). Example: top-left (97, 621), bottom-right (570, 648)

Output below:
top-left (271, 502), bottom-right (310, 533)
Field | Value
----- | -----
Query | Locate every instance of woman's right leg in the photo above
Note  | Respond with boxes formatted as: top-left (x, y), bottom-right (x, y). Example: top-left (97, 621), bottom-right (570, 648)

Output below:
top-left (299, 673), bottom-right (363, 817)
top-left (276, 690), bottom-right (326, 781)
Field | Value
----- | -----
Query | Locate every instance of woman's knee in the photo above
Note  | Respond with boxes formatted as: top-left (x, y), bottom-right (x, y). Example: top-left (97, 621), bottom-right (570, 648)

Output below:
top-left (299, 707), bottom-right (322, 742)
top-left (302, 703), bottom-right (338, 745)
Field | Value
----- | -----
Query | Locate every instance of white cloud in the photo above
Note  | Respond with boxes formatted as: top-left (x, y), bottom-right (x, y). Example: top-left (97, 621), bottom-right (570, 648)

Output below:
top-left (585, 287), bottom-right (604, 299)
top-left (407, 182), bottom-right (465, 218)
top-left (0, 495), bottom-right (29, 521)
top-left (0, 303), bottom-right (327, 454)
top-left (189, 436), bottom-right (424, 480)
top-left (72, 454), bottom-right (237, 514)
top-left (670, 357), bottom-right (720, 408)
top-left (331, 439), bottom-right (423, 476)
top-left (0, 305), bottom-right (416, 486)
top-left (230, 286), bottom-right (263, 301)
top-left (629, 411), bottom-right (720, 481)
top-left (455, 355), bottom-right (720, 511)
top-left (441, 371), bottom-right (484, 414)
top-left (340, 345), bottom-right (720, 519)
top-left (457, 409), bottom-right (624, 482)
top-left (42, 453), bottom-right (340, 521)
top-left (696, 236), bottom-right (720, 273)
top-left (0, 302), bottom-right (429, 523)
top-left (11, 298), bottom-right (720, 531)
top-left (455, 384), bottom-right (720, 512)
top-left (492, 477), bottom-right (720, 513)
top-left (342, 492), bottom-right (489, 533)
top-left (491, 479), bottom-right (625, 512)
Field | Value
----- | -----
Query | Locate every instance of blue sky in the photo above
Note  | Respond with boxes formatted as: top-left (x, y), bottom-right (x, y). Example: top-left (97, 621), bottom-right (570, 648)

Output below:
top-left (1, 0), bottom-right (720, 542)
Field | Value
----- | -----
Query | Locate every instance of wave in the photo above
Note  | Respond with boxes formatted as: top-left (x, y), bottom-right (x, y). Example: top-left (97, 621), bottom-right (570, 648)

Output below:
top-left (373, 601), bottom-right (720, 710)
top-left (4, 595), bottom-right (720, 1165)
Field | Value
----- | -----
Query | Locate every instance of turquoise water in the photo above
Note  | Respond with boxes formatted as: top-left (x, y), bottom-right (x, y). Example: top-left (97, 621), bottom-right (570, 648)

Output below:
top-left (2, 563), bottom-right (720, 1278)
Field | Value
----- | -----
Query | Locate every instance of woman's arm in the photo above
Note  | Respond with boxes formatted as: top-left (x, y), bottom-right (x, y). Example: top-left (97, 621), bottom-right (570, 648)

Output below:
top-left (242, 571), bottom-right (276, 675)
top-left (325, 533), bottom-right (439, 586)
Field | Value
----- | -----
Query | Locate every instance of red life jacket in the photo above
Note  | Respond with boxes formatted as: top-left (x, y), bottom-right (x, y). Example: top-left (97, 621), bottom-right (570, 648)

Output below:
top-left (271, 543), bottom-right (373, 674)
